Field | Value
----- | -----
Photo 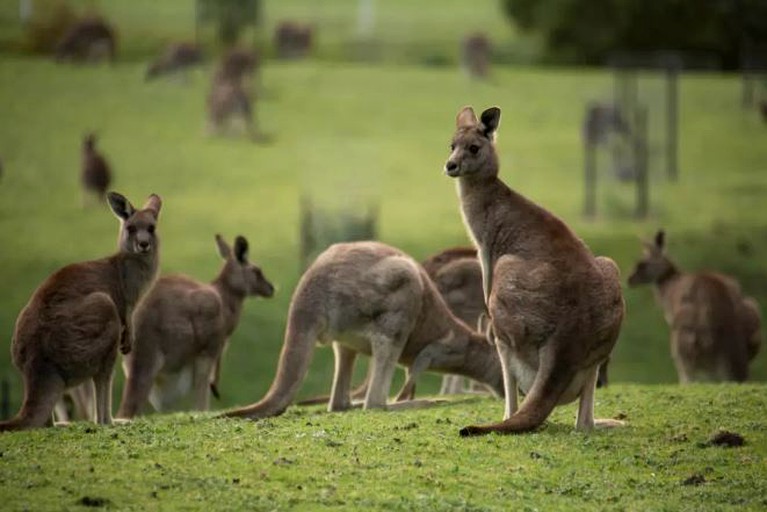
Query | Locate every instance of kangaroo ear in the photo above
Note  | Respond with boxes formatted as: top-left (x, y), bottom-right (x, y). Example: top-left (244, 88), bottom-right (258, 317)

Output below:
top-left (107, 192), bottom-right (135, 221)
top-left (655, 229), bottom-right (665, 250)
top-left (215, 234), bottom-right (231, 259)
top-left (234, 235), bottom-right (249, 263)
top-left (142, 194), bottom-right (162, 219)
top-left (480, 107), bottom-right (501, 138)
top-left (456, 106), bottom-right (478, 129)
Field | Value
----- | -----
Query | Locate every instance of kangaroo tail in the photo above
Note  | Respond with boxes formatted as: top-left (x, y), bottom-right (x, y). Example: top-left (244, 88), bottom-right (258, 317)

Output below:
top-left (220, 298), bottom-right (320, 420)
top-left (459, 349), bottom-right (572, 437)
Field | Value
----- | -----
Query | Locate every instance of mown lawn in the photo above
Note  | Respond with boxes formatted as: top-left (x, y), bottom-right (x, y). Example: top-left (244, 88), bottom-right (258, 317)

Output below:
top-left (1, 55), bottom-right (766, 414)
top-left (0, 385), bottom-right (765, 510)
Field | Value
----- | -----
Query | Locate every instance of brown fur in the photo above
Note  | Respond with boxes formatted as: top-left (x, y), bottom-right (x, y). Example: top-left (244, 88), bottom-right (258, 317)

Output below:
top-left (446, 106), bottom-right (625, 436)
top-left (628, 230), bottom-right (761, 382)
top-left (207, 49), bottom-right (260, 139)
top-left (145, 42), bottom-right (203, 81)
top-left (55, 17), bottom-right (116, 63)
top-left (116, 235), bottom-right (274, 418)
top-left (295, 246), bottom-right (491, 405)
top-left (81, 133), bottom-right (111, 205)
top-left (274, 21), bottom-right (313, 59)
top-left (0, 193), bottom-right (161, 431)
top-left (220, 241), bottom-right (504, 420)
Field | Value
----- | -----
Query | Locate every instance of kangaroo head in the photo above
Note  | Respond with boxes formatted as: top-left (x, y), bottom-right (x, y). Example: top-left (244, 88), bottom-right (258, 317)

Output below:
top-left (83, 133), bottom-right (97, 151)
top-left (215, 234), bottom-right (275, 298)
top-left (445, 106), bottom-right (500, 179)
top-left (627, 230), bottom-right (675, 287)
top-left (108, 192), bottom-right (162, 256)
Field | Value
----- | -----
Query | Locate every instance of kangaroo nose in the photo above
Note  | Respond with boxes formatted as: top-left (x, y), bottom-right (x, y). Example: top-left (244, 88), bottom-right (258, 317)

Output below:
top-left (446, 161), bottom-right (458, 171)
top-left (138, 240), bottom-right (150, 250)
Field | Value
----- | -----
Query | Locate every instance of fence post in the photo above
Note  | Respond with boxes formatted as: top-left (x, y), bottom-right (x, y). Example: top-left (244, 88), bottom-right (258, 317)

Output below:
top-left (664, 54), bottom-right (680, 181)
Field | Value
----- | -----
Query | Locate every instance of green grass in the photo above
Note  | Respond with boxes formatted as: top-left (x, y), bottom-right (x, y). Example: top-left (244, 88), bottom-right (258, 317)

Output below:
top-left (1, 385), bottom-right (766, 510)
top-left (1, 56), bottom-right (766, 414)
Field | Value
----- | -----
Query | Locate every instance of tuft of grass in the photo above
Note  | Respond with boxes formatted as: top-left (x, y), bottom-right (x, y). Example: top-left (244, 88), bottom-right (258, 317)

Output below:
top-left (0, 385), bottom-right (766, 510)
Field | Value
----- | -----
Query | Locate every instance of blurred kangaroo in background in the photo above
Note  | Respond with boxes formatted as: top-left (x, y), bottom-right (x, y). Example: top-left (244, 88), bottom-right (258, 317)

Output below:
top-left (81, 133), bottom-right (112, 207)
top-left (117, 235), bottom-right (274, 418)
top-left (221, 241), bottom-right (504, 421)
top-left (445, 106), bottom-right (625, 436)
top-left (0, 193), bottom-right (161, 431)
top-left (207, 48), bottom-right (261, 140)
top-left (274, 21), bottom-right (313, 59)
top-left (55, 17), bottom-right (116, 63)
top-left (628, 230), bottom-right (762, 382)
top-left (145, 42), bottom-right (203, 81)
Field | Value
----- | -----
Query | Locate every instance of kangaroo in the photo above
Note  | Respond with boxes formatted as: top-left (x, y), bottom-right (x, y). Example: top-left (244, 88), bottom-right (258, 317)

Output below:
top-left (117, 234), bottom-right (274, 418)
top-left (0, 192), bottom-right (161, 431)
top-left (295, 245), bottom-right (491, 406)
top-left (628, 230), bottom-right (762, 382)
top-left (274, 21), bottom-right (314, 59)
top-left (207, 48), bottom-right (260, 140)
top-left (81, 133), bottom-right (112, 206)
top-left (221, 241), bottom-right (504, 420)
top-left (145, 42), bottom-right (203, 81)
top-left (55, 17), bottom-right (116, 63)
top-left (445, 106), bottom-right (625, 436)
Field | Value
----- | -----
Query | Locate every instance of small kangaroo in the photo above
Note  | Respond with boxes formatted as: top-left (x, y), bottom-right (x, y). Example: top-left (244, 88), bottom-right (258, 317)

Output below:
top-left (628, 230), bottom-right (762, 382)
top-left (117, 234), bottom-right (274, 418)
top-left (221, 241), bottom-right (504, 420)
top-left (274, 21), bottom-right (314, 59)
top-left (0, 192), bottom-right (161, 431)
top-left (55, 17), bottom-right (116, 63)
top-left (445, 106), bottom-right (625, 436)
top-left (207, 49), bottom-right (260, 140)
top-left (81, 133), bottom-right (112, 206)
top-left (145, 42), bottom-right (203, 81)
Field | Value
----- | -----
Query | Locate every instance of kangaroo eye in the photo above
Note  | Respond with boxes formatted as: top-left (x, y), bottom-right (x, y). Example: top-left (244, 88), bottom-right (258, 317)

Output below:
top-left (147, 225), bottom-right (155, 234)
top-left (469, 145), bottom-right (480, 155)
top-left (450, 143), bottom-right (456, 151)
top-left (127, 225), bottom-right (137, 234)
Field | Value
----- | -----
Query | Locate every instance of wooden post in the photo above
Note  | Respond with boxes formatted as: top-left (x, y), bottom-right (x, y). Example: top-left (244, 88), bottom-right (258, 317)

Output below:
top-left (583, 104), bottom-right (597, 219)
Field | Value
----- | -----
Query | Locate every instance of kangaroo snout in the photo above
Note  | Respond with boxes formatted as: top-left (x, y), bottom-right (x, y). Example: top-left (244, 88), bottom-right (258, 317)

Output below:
top-left (445, 161), bottom-right (460, 177)
top-left (137, 240), bottom-right (151, 253)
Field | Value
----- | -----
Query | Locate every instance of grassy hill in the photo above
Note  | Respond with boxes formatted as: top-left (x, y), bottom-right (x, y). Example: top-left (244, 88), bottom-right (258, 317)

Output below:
top-left (0, 385), bottom-right (765, 510)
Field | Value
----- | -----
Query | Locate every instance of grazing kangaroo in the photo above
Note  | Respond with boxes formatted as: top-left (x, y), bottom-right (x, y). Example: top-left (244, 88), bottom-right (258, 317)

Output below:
top-left (55, 17), bottom-right (116, 63)
top-left (117, 235), bottom-right (274, 418)
top-left (207, 49), bottom-right (260, 140)
top-left (628, 230), bottom-right (762, 382)
top-left (0, 192), bottom-right (161, 431)
top-left (221, 241), bottom-right (504, 420)
top-left (445, 106), bottom-right (625, 436)
top-left (295, 245), bottom-right (492, 406)
top-left (145, 42), bottom-right (203, 81)
top-left (81, 133), bottom-right (112, 206)
top-left (274, 21), bottom-right (314, 59)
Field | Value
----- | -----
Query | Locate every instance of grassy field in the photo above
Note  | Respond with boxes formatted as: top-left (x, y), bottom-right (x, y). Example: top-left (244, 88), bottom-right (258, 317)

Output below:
top-left (1, 54), bottom-right (766, 414)
top-left (0, 385), bottom-right (765, 510)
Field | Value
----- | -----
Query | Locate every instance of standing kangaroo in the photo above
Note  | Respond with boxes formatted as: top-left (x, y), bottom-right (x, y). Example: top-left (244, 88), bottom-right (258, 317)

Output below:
top-left (628, 230), bottom-right (762, 382)
top-left (117, 235), bottom-right (274, 418)
top-left (207, 49), bottom-right (260, 140)
top-left (221, 241), bottom-right (504, 420)
top-left (81, 133), bottom-right (112, 206)
top-left (445, 106), bottom-right (625, 436)
top-left (0, 193), bottom-right (161, 431)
